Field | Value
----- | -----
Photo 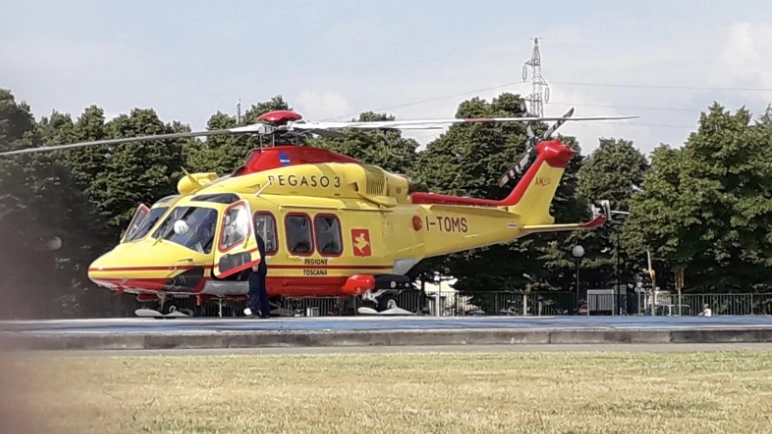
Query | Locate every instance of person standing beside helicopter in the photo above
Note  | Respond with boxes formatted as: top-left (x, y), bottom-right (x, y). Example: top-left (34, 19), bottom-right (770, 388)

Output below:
top-left (245, 233), bottom-right (270, 318)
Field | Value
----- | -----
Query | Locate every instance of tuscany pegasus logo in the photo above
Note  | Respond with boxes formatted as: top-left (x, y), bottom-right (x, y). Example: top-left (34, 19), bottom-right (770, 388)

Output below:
top-left (351, 229), bottom-right (371, 257)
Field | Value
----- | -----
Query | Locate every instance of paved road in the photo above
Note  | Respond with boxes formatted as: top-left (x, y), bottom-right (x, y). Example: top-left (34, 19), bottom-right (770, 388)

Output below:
top-left (2, 314), bottom-right (771, 335)
top-left (8, 342), bottom-right (772, 358)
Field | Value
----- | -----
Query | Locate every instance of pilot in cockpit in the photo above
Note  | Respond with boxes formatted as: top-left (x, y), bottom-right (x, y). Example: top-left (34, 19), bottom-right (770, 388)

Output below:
top-left (195, 212), bottom-right (218, 253)
top-left (174, 211), bottom-right (218, 254)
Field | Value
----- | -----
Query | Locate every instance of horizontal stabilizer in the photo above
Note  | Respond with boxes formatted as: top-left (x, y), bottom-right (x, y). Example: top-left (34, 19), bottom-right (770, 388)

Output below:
top-left (520, 211), bottom-right (607, 234)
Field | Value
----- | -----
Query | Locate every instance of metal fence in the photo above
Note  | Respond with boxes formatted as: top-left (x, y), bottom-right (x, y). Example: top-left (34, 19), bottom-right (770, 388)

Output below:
top-left (6, 289), bottom-right (772, 320)
top-left (429, 290), bottom-right (772, 317)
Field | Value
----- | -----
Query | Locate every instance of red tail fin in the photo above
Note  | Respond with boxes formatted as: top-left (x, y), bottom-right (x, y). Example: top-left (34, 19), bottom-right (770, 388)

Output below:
top-left (410, 139), bottom-right (574, 208)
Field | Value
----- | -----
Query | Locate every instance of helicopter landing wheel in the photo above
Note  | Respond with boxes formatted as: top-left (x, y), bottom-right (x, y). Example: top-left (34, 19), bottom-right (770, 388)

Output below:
top-left (160, 304), bottom-right (195, 317)
top-left (378, 295), bottom-right (398, 312)
top-left (152, 299), bottom-right (195, 318)
top-left (358, 298), bottom-right (376, 308)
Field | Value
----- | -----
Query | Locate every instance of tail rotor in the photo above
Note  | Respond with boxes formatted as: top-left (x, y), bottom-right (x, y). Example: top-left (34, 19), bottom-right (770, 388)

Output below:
top-left (590, 200), bottom-right (629, 224)
top-left (498, 107), bottom-right (575, 188)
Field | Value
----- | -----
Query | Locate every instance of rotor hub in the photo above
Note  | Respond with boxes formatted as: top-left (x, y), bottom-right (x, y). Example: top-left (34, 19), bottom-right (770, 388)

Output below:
top-left (256, 110), bottom-right (303, 126)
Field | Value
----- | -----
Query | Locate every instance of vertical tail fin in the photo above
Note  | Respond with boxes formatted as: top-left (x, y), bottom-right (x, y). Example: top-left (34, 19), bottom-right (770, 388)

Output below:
top-left (408, 139), bottom-right (574, 213)
top-left (499, 139), bottom-right (574, 225)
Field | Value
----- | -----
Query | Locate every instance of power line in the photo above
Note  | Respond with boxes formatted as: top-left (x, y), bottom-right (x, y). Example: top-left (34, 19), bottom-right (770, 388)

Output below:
top-left (551, 81), bottom-right (772, 92)
top-left (591, 121), bottom-right (697, 129)
top-left (547, 101), bottom-right (697, 113)
top-left (323, 79), bottom-right (771, 122)
top-left (322, 80), bottom-right (528, 121)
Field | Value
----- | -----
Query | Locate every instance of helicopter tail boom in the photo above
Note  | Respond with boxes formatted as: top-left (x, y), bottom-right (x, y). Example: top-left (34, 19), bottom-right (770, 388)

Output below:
top-left (412, 139), bottom-right (581, 258)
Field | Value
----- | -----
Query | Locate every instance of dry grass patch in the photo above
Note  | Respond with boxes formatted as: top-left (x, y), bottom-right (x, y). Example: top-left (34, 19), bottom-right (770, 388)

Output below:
top-left (4, 349), bottom-right (772, 433)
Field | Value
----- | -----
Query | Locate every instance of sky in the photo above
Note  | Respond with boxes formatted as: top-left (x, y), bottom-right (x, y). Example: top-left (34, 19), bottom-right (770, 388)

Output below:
top-left (2, 0), bottom-right (772, 158)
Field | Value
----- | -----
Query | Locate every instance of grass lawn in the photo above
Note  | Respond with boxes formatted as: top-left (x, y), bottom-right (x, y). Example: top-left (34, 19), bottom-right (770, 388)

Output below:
top-left (3, 349), bottom-right (772, 434)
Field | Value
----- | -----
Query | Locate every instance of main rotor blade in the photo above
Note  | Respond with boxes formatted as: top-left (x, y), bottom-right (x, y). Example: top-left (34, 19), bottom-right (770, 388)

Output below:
top-left (0, 124), bottom-right (270, 156)
top-left (289, 114), bottom-right (636, 131)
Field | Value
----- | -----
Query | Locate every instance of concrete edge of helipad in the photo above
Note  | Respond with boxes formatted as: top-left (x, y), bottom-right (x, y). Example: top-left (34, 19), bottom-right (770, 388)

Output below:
top-left (3, 326), bottom-right (772, 351)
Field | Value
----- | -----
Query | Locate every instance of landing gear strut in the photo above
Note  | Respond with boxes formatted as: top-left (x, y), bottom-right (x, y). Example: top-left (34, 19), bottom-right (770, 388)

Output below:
top-left (134, 293), bottom-right (195, 318)
top-left (356, 274), bottom-right (415, 316)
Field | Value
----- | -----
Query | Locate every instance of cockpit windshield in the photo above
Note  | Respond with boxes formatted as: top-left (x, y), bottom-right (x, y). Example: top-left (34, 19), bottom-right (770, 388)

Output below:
top-left (125, 206), bottom-right (170, 242)
top-left (151, 206), bottom-right (219, 254)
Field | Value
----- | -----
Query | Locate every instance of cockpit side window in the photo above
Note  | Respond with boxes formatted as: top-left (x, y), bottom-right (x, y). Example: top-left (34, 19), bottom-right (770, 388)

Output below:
top-left (285, 213), bottom-right (314, 255)
top-left (254, 212), bottom-right (278, 254)
top-left (123, 195), bottom-right (181, 243)
top-left (122, 204), bottom-right (149, 242)
top-left (314, 214), bottom-right (342, 256)
top-left (125, 206), bottom-right (170, 242)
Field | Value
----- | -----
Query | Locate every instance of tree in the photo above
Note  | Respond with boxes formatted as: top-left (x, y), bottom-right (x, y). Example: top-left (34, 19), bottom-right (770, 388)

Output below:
top-left (548, 138), bottom-right (650, 291)
top-left (626, 103), bottom-right (772, 293)
top-left (37, 106), bottom-right (113, 244)
top-left (37, 106), bottom-right (192, 242)
top-left (0, 89), bottom-right (99, 318)
top-left (413, 92), bottom-right (588, 309)
top-left (308, 111), bottom-right (420, 174)
top-left (757, 104), bottom-right (772, 126)
top-left (185, 95), bottom-right (292, 175)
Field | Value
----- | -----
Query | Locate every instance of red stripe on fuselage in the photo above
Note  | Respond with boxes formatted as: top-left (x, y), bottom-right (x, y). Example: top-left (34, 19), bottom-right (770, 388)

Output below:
top-left (88, 265), bottom-right (213, 272)
top-left (91, 277), bottom-right (207, 293)
top-left (89, 264), bottom-right (392, 273)
top-left (93, 275), bottom-right (366, 298)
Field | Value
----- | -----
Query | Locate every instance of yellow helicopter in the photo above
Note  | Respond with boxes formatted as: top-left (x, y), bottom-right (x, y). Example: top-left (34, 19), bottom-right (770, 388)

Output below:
top-left (0, 108), bottom-right (635, 317)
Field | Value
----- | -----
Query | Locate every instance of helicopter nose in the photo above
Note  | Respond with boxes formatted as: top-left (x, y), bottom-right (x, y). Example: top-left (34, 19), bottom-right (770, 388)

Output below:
top-left (87, 241), bottom-right (211, 293)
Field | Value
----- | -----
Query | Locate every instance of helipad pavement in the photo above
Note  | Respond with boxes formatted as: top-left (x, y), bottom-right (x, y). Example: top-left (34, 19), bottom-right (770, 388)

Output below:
top-left (2, 314), bottom-right (771, 336)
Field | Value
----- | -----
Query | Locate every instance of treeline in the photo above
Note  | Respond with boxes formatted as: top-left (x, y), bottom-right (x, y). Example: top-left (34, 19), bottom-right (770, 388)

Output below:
top-left (1, 88), bottom-right (771, 318)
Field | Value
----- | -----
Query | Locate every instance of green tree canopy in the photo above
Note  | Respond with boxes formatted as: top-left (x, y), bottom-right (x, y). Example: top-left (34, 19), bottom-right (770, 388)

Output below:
top-left (308, 111), bottom-right (420, 174)
top-left (626, 103), bottom-right (772, 292)
top-left (0, 89), bottom-right (99, 318)
top-left (37, 106), bottom-right (191, 242)
top-left (185, 96), bottom-right (292, 175)
top-left (413, 93), bottom-right (588, 297)
top-left (546, 138), bottom-right (651, 291)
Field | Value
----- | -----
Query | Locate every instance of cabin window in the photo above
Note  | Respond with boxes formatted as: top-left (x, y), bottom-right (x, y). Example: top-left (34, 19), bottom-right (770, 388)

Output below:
top-left (254, 212), bottom-right (278, 254)
top-left (314, 214), bottom-right (342, 255)
top-left (125, 206), bottom-right (169, 242)
top-left (285, 213), bottom-right (314, 255)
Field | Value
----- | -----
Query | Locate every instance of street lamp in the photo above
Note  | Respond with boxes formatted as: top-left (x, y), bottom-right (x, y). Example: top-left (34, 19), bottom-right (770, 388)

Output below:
top-left (607, 205), bottom-right (630, 315)
top-left (572, 245), bottom-right (585, 311)
top-left (615, 227), bottom-right (622, 314)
